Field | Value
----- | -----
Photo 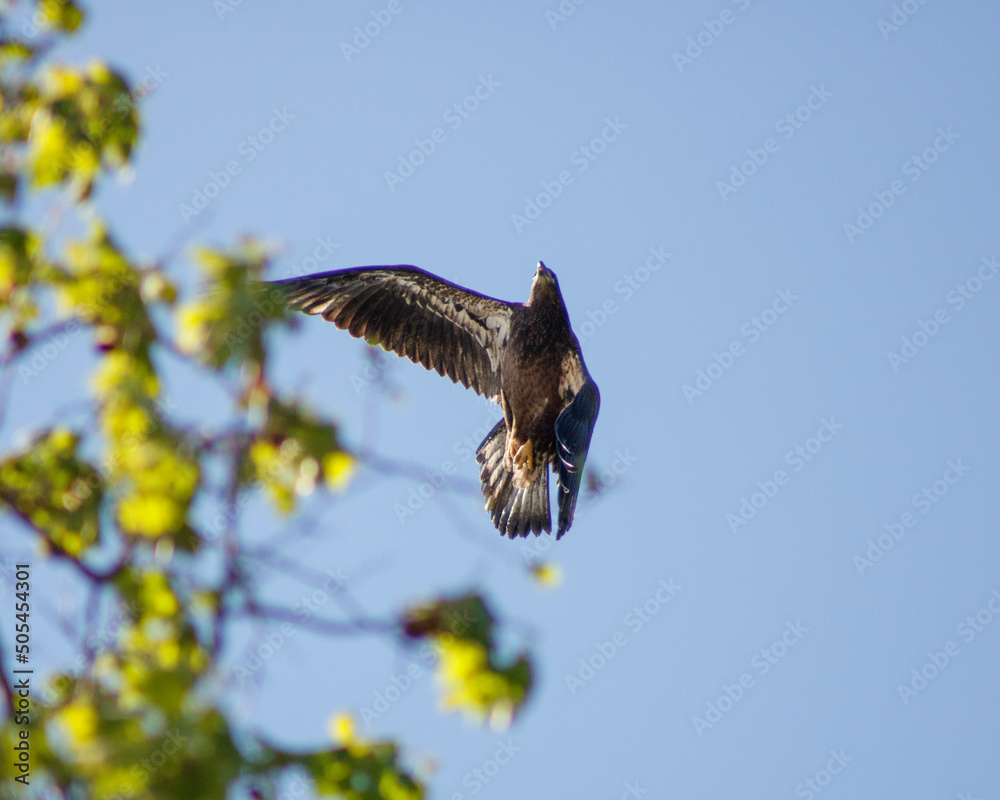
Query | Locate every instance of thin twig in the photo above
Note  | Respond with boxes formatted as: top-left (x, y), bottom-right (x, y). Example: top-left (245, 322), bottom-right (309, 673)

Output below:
top-left (240, 600), bottom-right (398, 638)
top-left (0, 494), bottom-right (124, 583)
top-left (358, 450), bottom-right (481, 496)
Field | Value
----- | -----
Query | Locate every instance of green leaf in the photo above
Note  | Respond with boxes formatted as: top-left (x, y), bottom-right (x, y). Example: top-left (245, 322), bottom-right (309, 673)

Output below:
top-left (26, 62), bottom-right (139, 196)
top-left (246, 393), bottom-right (355, 513)
top-left (38, 0), bottom-right (86, 33)
top-left (0, 225), bottom-right (46, 330)
top-left (176, 243), bottom-right (292, 373)
top-left (403, 594), bottom-right (534, 727)
top-left (0, 427), bottom-right (103, 555)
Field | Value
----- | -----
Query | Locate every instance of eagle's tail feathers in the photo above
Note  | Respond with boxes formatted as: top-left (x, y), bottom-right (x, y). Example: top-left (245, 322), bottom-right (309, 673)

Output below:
top-left (476, 420), bottom-right (551, 537)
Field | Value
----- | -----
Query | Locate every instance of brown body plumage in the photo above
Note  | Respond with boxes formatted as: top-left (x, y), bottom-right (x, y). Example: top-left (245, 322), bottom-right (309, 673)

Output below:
top-left (500, 275), bottom-right (575, 489)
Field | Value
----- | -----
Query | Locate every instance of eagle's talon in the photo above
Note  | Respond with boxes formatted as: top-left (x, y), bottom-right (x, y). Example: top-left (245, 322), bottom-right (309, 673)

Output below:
top-left (513, 440), bottom-right (534, 472)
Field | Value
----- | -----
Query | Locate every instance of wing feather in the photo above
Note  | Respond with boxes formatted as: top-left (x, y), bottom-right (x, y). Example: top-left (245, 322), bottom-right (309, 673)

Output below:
top-left (439, 316), bottom-right (457, 382)
top-left (346, 288), bottom-right (384, 338)
top-left (554, 378), bottom-right (600, 538)
top-left (271, 266), bottom-right (514, 400)
top-left (363, 297), bottom-right (394, 346)
top-left (429, 314), bottom-right (448, 378)
top-left (455, 333), bottom-right (473, 393)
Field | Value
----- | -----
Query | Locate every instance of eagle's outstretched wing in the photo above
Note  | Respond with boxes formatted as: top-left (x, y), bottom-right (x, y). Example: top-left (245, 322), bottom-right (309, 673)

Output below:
top-left (269, 266), bottom-right (515, 400)
top-left (554, 378), bottom-right (600, 538)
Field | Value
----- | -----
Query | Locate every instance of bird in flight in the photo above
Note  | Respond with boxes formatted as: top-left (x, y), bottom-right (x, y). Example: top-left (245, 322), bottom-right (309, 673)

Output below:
top-left (270, 262), bottom-right (599, 539)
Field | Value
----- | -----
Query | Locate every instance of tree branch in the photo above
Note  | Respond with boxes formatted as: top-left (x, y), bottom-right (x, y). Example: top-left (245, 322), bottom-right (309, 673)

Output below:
top-left (240, 599), bottom-right (398, 638)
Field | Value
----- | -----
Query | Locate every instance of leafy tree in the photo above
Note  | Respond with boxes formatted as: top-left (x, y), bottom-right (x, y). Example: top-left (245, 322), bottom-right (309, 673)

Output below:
top-left (0, 4), bottom-right (543, 797)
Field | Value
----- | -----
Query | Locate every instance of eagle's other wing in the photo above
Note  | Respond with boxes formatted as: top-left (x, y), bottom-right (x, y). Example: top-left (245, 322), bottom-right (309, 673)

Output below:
top-left (554, 377), bottom-right (600, 538)
top-left (269, 266), bottom-right (516, 400)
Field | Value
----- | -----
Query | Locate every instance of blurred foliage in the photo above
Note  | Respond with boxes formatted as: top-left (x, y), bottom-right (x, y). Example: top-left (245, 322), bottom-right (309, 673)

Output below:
top-left (0, 22), bottom-right (137, 200)
top-left (245, 394), bottom-right (356, 513)
top-left (0, 427), bottom-right (102, 557)
top-left (0, 3), bottom-right (535, 799)
top-left (403, 594), bottom-right (532, 728)
top-left (0, 225), bottom-right (47, 334)
top-left (176, 245), bottom-right (289, 374)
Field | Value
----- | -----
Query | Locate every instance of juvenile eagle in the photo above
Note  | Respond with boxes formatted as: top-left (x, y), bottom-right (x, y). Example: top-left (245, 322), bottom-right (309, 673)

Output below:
top-left (270, 262), bottom-right (599, 538)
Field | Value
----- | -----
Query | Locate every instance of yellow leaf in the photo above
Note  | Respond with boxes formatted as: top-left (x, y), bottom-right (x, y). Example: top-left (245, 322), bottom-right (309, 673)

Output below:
top-left (323, 451), bottom-right (355, 491)
top-left (156, 639), bottom-right (181, 669)
top-left (43, 65), bottom-right (84, 96)
top-left (56, 700), bottom-right (104, 763)
top-left (530, 562), bottom-right (562, 589)
top-left (118, 494), bottom-right (181, 537)
top-left (329, 712), bottom-right (356, 745)
top-left (142, 572), bottom-right (179, 617)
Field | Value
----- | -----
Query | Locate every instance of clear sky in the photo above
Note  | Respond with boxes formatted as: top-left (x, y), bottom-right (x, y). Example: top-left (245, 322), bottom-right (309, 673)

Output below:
top-left (4, 2), bottom-right (1000, 798)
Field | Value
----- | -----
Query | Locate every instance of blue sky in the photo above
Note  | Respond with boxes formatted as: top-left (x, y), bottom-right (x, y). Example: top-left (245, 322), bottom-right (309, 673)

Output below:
top-left (4, 2), bottom-right (1000, 798)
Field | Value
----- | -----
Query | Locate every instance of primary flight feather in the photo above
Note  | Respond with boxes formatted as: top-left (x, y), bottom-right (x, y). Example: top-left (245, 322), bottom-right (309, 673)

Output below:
top-left (268, 262), bottom-right (599, 539)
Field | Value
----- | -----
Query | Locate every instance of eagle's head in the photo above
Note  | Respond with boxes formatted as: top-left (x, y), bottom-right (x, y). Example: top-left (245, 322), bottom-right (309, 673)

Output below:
top-left (528, 261), bottom-right (562, 307)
